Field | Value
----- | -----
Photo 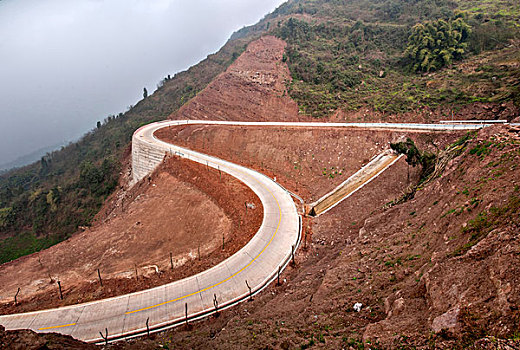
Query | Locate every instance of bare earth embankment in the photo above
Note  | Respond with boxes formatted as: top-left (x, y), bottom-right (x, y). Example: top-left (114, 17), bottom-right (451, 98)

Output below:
top-left (128, 125), bottom-right (520, 350)
top-left (0, 156), bottom-right (262, 314)
top-left (174, 36), bottom-right (302, 122)
top-left (156, 125), bottom-right (465, 202)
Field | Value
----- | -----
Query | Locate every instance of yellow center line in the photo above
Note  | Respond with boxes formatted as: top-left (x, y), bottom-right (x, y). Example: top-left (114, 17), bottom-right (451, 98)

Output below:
top-left (125, 165), bottom-right (283, 315)
top-left (36, 131), bottom-right (287, 332)
top-left (38, 323), bottom-right (76, 330)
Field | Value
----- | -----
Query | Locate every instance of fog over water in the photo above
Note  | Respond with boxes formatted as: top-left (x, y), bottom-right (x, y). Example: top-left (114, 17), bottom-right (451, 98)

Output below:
top-left (0, 0), bottom-right (286, 167)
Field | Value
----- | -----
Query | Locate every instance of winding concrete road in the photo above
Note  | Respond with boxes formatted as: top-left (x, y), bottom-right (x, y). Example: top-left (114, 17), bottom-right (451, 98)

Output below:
top-left (0, 120), bottom-right (495, 343)
top-left (1, 121), bottom-right (301, 343)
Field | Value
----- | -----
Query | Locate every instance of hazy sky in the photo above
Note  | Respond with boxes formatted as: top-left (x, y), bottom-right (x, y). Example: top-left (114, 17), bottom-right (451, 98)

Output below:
top-left (0, 0), bottom-right (286, 166)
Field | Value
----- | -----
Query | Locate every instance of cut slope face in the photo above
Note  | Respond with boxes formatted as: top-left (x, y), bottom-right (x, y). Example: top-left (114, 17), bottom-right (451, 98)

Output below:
top-left (309, 150), bottom-right (402, 216)
top-left (0, 156), bottom-right (262, 314)
top-left (155, 125), bottom-right (465, 202)
top-left (129, 126), bottom-right (520, 349)
top-left (173, 36), bottom-right (301, 122)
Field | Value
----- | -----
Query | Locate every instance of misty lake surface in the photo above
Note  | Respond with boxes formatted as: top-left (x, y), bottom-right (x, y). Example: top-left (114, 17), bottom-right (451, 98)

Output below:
top-left (0, 0), bottom-right (286, 168)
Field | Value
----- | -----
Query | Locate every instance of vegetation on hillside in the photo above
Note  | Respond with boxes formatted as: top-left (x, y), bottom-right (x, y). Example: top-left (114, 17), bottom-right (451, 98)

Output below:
top-left (405, 16), bottom-right (471, 72)
top-left (0, 0), bottom-right (518, 263)
top-left (390, 138), bottom-right (436, 182)
top-left (0, 35), bottom-right (253, 264)
top-left (270, 0), bottom-right (519, 117)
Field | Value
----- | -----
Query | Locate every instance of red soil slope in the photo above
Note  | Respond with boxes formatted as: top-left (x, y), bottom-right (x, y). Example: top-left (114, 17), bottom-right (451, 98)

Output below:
top-left (142, 125), bottom-right (520, 349)
top-left (172, 36), bottom-right (303, 122)
top-left (0, 156), bottom-right (261, 314)
top-left (156, 125), bottom-right (465, 202)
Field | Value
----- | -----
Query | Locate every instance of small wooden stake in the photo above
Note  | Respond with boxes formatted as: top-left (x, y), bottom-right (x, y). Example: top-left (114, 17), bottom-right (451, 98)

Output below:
top-left (185, 303), bottom-right (189, 327)
top-left (245, 280), bottom-right (253, 302)
top-left (170, 252), bottom-right (174, 271)
top-left (146, 317), bottom-right (150, 337)
top-left (213, 293), bottom-right (219, 316)
top-left (97, 269), bottom-right (103, 287)
top-left (291, 245), bottom-right (295, 266)
top-left (277, 266), bottom-right (281, 286)
top-left (57, 281), bottom-right (63, 300)
top-left (198, 244), bottom-right (201, 260)
top-left (135, 264), bottom-right (138, 281)
top-left (14, 287), bottom-right (20, 305)
top-left (99, 328), bottom-right (108, 346)
top-left (222, 233), bottom-right (225, 250)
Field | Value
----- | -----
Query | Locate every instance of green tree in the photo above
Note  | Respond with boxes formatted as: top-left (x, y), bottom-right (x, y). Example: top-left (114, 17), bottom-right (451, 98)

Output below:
top-left (0, 207), bottom-right (14, 229)
top-left (391, 138), bottom-right (421, 166)
top-left (405, 17), bottom-right (470, 72)
top-left (391, 138), bottom-right (436, 183)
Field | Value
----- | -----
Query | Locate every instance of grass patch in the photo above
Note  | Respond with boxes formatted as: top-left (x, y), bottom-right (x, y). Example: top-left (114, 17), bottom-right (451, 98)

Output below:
top-left (449, 194), bottom-right (520, 257)
top-left (470, 141), bottom-right (493, 159)
top-left (0, 232), bottom-right (62, 264)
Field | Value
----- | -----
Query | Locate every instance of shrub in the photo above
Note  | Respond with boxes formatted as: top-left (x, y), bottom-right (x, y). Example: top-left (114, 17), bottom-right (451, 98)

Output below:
top-left (390, 138), bottom-right (437, 182)
top-left (405, 17), bottom-right (471, 72)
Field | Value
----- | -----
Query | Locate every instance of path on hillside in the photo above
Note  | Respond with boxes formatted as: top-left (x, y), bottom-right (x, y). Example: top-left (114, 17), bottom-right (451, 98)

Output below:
top-left (0, 120), bottom-right (492, 343)
top-left (309, 150), bottom-right (404, 216)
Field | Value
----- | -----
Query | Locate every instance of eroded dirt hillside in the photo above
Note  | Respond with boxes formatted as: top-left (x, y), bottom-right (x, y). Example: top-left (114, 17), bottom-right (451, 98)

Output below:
top-left (173, 36), bottom-right (303, 122)
top-left (156, 125), bottom-right (465, 202)
top-left (0, 157), bottom-right (262, 314)
top-left (116, 125), bottom-right (520, 349)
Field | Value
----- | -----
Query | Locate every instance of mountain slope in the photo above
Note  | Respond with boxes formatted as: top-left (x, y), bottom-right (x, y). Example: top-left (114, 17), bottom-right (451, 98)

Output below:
top-left (112, 126), bottom-right (520, 350)
top-left (0, 25), bottom-right (265, 262)
top-left (174, 36), bottom-right (301, 122)
top-left (0, 0), bottom-right (519, 347)
top-left (1, 0), bottom-right (519, 286)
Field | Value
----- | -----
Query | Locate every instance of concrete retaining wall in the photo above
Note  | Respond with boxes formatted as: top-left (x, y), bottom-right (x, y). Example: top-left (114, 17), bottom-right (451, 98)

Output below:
top-left (131, 132), bottom-right (168, 184)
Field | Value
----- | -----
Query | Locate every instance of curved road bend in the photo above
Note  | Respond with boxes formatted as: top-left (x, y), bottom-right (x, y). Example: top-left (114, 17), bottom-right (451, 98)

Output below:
top-left (0, 121), bottom-right (300, 343)
top-left (0, 120), bottom-right (492, 343)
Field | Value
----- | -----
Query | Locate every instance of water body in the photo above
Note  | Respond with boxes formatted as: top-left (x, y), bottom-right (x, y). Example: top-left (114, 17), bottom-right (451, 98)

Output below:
top-left (0, 0), bottom-right (286, 168)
